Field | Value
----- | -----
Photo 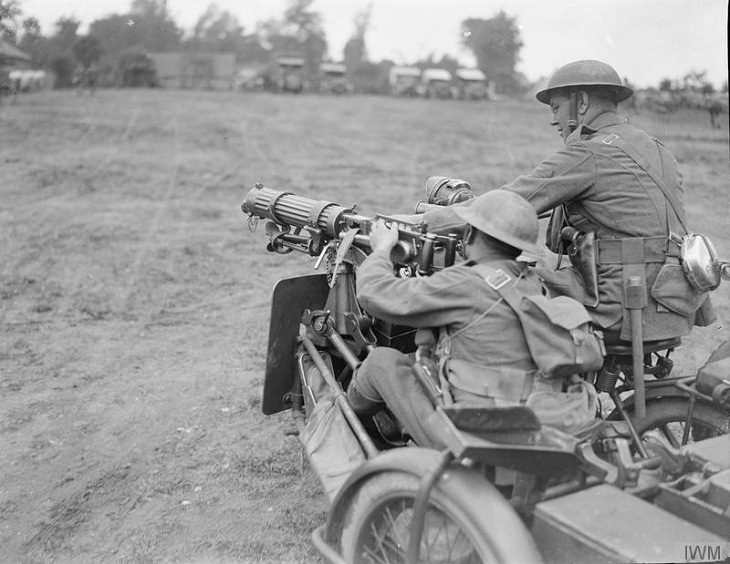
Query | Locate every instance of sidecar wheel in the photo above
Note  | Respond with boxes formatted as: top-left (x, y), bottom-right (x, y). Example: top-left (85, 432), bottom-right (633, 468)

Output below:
top-left (340, 470), bottom-right (540, 564)
top-left (633, 398), bottom-right (730, 447)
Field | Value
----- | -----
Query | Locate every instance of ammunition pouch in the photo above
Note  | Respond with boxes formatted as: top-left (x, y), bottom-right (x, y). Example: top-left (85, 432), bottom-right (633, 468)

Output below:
top-left (525, 379), bottom-right (599, 435)
top-left (445, 359), bottom-right (536, 405)
top-left (650, 261), bottom-right (707, 317)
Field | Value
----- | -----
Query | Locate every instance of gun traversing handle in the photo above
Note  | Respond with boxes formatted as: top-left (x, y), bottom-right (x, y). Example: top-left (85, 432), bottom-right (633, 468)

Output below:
top-left (444, 234), bottom-right (458, 267)
top-left (352, 233), bottom-right (417, 264)
top-left (418, 234), bottom-right (437, 275)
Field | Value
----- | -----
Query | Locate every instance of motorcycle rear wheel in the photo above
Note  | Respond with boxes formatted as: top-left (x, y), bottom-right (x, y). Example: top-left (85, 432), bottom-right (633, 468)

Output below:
top-left (632, 398), bottom-right (730, 447)
top-left (339, 470), bottom-right (541, 564)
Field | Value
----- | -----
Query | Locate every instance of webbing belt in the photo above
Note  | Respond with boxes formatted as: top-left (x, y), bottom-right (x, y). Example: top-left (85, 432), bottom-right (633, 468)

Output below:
top-left (597, 236), bottom-right (680, 265)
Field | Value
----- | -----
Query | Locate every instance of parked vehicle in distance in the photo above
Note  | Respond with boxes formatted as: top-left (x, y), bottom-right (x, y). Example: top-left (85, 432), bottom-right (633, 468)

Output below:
top-left (319, 63), bottom-right (352, 95)
top-left (419, 68), bottom-right (453, 99)
top-left (388, 66), bottom-right (421, 97)
top-left (273, 56), bottom-right (306, 93)
top-left (455, 67), bottom-right (489, 100)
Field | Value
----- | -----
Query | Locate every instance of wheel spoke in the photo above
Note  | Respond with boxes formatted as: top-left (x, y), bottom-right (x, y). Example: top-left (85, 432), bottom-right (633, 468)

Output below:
top-left (364, 504), bottom-right (409, 564)
top-left (418, 509), bottom-right (477, 563)
top-left (660, 423), bottom-right (682, 448)
top-left (361, 501), bottom-right (481, 564)
top-left (422, 510), bottom-right (447, 560)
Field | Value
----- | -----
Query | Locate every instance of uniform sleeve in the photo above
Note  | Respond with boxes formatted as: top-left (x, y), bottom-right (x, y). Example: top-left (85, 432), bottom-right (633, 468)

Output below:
top-left (502, 143), bottom-right (596, 214)
top-left (419, 143), bottom-right (597, 231)
top-left (356, 250), bottom-right (474, 328)
top-left (418, 203), bottom-right (469, 235)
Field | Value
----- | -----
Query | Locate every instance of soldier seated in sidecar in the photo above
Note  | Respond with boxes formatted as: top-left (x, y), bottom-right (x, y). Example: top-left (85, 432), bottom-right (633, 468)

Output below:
top-left (347, 189), bottom-right (604, 448)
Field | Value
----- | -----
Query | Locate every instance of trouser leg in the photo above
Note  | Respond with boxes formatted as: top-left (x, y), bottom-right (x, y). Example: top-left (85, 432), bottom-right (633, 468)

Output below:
top-left (346, 347), bottom-right (406, 416)
top-left (347, 347), bottom-right (450, 449)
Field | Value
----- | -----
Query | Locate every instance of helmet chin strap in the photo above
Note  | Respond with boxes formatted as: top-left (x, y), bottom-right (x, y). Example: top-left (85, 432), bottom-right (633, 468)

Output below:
top-left (567, 90), bottom-right (578, 133)
top-left (462, 224), bottom-right (474, 259)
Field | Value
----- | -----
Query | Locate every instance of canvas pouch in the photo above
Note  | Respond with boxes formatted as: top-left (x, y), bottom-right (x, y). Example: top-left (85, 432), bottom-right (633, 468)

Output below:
top-left (474, 265), bottom-right (605, 378)
top-left (525, 379), bottom-right (599, 434)
top-left (300, 393), bottom-right (366, 503)
top-left (651, 261), bottom-right (707, 316)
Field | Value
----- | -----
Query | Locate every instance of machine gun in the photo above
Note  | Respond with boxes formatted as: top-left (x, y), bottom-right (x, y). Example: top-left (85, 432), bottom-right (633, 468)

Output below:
top-left (241, 182), bottom-right (464, 279)
top-left (243, 182), bottom-right (730, 564)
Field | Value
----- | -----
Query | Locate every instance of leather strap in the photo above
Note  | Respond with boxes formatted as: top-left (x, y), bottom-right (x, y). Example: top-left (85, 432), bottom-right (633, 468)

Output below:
top-left (597, 236), bottom-right (680, 264)
top-left (597, 132), bottom-right (688, 232)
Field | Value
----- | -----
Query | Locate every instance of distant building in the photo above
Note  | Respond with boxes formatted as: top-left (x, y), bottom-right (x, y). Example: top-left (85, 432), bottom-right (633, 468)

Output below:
top-left (1, 39), bottom-right (32, 94)
top-left (148, 52), bottom-right (236, 90)
top-left (0, 39), bottom-right (31, 66)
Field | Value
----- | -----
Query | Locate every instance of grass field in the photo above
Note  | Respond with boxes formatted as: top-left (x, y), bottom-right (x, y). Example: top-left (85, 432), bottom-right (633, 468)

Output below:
top-left (1, 88), bottom-right (728, 563)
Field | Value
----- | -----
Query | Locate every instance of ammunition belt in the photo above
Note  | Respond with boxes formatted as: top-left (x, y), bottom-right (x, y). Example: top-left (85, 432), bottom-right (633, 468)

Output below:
top-left (597, 236), bottom-right (680, 265)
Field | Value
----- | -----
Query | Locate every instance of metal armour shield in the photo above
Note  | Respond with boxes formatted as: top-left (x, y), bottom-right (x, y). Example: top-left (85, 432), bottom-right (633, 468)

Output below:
top-left (262, 274), bottom-right (329, 415)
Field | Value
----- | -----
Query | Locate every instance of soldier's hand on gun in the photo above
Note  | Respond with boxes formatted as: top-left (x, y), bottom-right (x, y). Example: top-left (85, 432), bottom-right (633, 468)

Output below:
top-left (369, 219), bottom-right (399, 254)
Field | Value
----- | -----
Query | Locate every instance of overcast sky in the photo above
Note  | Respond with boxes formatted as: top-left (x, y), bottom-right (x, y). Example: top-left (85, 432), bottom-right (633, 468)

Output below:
top-left (18, 0), bottom-right (729, 88)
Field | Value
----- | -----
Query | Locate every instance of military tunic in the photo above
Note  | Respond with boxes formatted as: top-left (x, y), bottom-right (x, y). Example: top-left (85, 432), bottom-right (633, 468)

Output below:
top-left (506, 111), bottom-right (704, 339)
top-left (357, 250), bottom-right (542, 372)
top-left (423, 111), bottom-right (704, 340)
top-left (349, 251), bottom-right (547, 447)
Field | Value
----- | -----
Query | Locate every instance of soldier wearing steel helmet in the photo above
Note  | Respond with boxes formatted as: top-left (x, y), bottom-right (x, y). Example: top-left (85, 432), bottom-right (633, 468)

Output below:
top-left (424, 59), bottom-right (713, 343)
top-left (347, 190), bottom-right (596, 447)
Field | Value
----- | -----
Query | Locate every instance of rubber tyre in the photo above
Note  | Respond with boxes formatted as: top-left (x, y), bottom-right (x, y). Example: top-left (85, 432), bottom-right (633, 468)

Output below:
top-left (340, 470), bottom-right (541, 564)
top-left (631, 398), bottom-right (730, 447)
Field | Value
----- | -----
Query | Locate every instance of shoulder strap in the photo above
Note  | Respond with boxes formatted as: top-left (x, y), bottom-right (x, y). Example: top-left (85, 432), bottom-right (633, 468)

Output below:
top-left (597, 132), bottom-right (688, 231)
top-left (470, 263), bottom-right (524, 315)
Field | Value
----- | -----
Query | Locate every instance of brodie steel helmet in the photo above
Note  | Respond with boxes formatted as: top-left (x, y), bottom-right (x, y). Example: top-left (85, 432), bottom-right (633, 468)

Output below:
top-left (452, 190), bottom-right (544, 256)
top-left (536, 60), bottom-right (634, 104)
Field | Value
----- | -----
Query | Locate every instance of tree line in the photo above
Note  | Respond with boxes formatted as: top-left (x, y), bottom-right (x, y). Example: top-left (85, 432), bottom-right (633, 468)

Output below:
top-left (1, 0), bottom-right (531, 94)
top-left (1, 0), bottom-right (725, 96)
